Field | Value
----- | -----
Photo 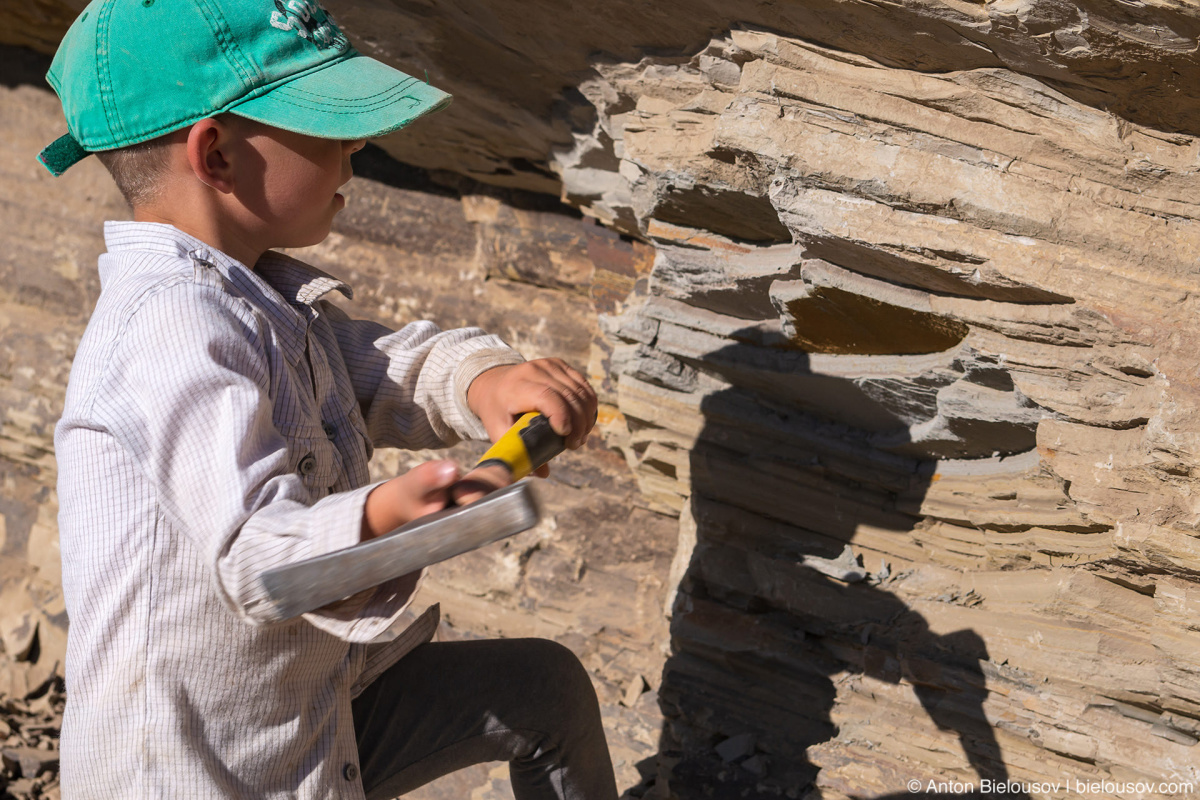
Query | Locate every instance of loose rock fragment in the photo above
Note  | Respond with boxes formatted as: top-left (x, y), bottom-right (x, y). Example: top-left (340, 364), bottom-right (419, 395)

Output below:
top-left (621, 675), bottom-right (647, 708)
top-left (2, 745), bottom-right (59, 778)
top-left (799, 545), bottom-right (866, 583)
top-left (742, 754), bottom-right (769, 776)
top-left (0, 614), bottom-right (37, 664)
top-left (715, 733), bottom-right (756, 763)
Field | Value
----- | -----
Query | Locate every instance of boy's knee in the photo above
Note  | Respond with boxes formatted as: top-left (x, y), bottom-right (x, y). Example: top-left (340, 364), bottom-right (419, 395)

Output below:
top-left (521, 638), bottom-right (598, 709)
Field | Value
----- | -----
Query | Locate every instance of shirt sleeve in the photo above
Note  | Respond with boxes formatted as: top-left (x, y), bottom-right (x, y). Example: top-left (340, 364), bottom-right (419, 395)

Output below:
top-left (320, 300), bottom-right (525, 448)
top-left (92, 281), bottom-right (396, 634)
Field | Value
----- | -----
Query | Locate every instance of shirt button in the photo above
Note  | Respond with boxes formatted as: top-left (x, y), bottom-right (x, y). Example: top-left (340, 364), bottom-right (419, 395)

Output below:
top-left (298, 454), bottom-right (316, 476)
top-left (322, 422), bottom-right (336, 439)
top-left (342, 763), bottom-right (359, 781)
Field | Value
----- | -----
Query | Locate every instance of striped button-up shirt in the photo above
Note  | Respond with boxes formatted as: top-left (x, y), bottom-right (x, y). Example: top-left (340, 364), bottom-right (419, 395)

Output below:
top-left (54, 222), bottom-right (523, 798)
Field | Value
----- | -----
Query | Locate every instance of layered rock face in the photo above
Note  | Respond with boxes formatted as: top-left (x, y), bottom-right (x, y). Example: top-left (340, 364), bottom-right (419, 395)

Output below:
top-left (7, 0), bottom-right (1200, 798)
top-left (555, 27), bottom-right (1200, 800)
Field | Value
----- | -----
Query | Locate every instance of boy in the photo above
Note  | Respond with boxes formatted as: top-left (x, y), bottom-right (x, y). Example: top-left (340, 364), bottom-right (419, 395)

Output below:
top-left (40, 1), bottom-right (619, 798)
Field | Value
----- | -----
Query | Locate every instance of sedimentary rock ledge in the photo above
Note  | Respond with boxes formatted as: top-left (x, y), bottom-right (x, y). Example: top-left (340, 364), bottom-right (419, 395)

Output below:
top-left (559, 27), bottom-right (1200, 799)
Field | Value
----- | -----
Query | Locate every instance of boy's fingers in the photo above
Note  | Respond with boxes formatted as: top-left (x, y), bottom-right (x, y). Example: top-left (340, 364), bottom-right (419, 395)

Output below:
top-left (563, 387), bottom-right (595, 448)
top-left (550, 371), bottom-right (597, 448)
top-left (415, 459), bottom-right (460, 490)
top-left (537, 383), bottom-right (581, 440)
top-left (403, 460), bottom-right (460, 515)
top-left (550, 360), bottom-right (597, 423)
top-left (530, 362), bottom-right (595, 448)
top-left (451, 464), bottom-right (512, 506)
top-left (477, 358), bottom-right (597, 449)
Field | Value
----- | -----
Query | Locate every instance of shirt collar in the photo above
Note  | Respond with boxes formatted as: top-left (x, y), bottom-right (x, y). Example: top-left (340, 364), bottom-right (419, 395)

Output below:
top-left (103, 222), bottom-right (353, 365)
top-left (254, 251), bottom-right (354, 307)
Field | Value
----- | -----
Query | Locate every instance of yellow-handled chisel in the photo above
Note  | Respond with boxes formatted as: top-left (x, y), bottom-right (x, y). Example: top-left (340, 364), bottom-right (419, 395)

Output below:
top-left (473, 411), bottom-right (567, 480)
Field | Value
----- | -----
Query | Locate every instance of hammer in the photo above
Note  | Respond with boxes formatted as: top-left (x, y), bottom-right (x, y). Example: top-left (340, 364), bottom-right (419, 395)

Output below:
top-left (259, 412), bottom-right (565, 619)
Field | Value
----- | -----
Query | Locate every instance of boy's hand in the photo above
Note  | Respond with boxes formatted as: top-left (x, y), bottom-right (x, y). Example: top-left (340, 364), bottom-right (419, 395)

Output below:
top-left (361, 461), bottom-right (514, 541)
top-left (467, 359), bottom-right (598, 477)
top-left (451, 463), bottom-right (514, 507)
top-left (361, 460), bottom-right (461, 541)
top-left (364, 359), bottom-right (596, 541)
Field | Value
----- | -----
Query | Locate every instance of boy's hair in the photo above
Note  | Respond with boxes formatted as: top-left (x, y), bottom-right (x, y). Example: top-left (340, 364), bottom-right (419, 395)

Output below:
top-left (95, 139), bottom-right (171, 208)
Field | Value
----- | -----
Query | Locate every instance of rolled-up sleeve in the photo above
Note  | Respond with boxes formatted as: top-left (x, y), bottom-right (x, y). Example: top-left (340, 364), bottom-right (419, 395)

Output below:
top-left (322, 301), bottom-right (524, 447)
top-left (92, 282), bottom-right (391, 632)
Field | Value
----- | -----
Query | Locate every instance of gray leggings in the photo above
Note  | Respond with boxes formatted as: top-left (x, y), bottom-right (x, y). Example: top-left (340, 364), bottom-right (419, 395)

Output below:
top-left (352, 637), bottom-right (620, 800)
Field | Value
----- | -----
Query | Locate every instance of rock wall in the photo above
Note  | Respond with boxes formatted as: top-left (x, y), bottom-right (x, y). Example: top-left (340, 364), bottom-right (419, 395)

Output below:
top-left (555, 27), bottom-right (1200, 800)
top-left (7, 0), bottom-right (1200, 798)
top-left (11, 0), bottom-right (1200, 191)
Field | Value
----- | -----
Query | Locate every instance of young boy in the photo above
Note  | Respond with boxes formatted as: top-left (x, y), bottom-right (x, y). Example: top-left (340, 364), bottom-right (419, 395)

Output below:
top-left (40, 1), bottom-right (619, 798)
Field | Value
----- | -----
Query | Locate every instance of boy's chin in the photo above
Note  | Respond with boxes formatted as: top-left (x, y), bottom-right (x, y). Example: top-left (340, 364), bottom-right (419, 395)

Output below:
top-left (280, 222), bottom-right (335, 250)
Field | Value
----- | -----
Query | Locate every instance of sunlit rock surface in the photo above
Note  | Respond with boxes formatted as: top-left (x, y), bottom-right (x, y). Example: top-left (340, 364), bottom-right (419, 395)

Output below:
top-left (555, 28), bottom-right (1200, 798)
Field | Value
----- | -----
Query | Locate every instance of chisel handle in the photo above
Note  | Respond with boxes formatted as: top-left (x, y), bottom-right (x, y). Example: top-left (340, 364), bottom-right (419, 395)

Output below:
top-left (473, 412), bottom-right (566, 480)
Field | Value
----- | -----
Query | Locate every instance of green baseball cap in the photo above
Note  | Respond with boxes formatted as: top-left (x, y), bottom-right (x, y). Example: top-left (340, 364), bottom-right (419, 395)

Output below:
top-left (38, 0), bottom-right (451, 176)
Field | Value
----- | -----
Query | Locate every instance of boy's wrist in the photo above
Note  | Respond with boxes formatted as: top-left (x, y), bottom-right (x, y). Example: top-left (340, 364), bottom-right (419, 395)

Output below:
top-left (465, 364), bottom-right (509, 422)
top-left (361, 480), bottom-right (401, 541)
top-left (456, 350), bottom-right (526, 439)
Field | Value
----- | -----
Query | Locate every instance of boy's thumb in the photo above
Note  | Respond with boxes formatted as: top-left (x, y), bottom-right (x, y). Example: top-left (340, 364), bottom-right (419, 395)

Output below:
top-left (412, 460), bottom-right (460, 495)
top-left (396, 460), bottom-right (460, 520)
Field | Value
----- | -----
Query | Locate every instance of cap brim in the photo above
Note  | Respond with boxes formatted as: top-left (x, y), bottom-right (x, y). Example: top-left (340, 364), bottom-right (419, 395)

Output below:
top-left (229, 54), bottom-right (451, 140)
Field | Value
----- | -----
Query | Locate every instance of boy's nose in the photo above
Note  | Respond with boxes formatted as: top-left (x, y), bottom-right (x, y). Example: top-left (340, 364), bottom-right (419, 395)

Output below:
top-left (345, 139), bottom-right (366, 154)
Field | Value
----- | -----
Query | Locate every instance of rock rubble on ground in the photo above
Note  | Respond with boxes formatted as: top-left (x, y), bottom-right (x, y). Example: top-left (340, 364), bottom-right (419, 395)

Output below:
top-left (0, 677), bottom-right (64, 800)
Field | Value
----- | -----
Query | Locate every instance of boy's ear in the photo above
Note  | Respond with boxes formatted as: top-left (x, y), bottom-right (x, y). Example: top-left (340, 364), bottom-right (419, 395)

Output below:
top-left (185, 118), bottom-right (235, 194)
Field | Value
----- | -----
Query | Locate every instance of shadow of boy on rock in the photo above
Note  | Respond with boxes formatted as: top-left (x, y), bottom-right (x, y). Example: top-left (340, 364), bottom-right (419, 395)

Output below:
top-left (624, 337), bottom-right (1031, 800)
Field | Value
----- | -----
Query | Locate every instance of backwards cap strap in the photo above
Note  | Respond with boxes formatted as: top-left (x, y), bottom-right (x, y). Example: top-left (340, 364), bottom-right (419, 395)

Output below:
top-left (38, 132), bottom-right (90, 177)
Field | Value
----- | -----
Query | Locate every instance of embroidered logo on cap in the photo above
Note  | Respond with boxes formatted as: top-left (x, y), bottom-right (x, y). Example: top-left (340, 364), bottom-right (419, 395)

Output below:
top-left (270, 0), bottom-right (347, 50)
